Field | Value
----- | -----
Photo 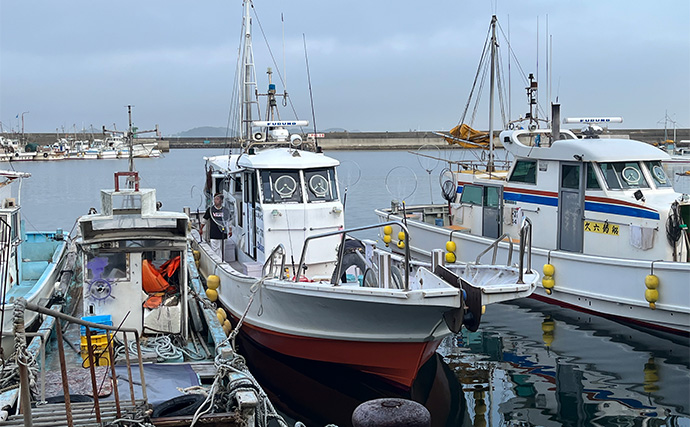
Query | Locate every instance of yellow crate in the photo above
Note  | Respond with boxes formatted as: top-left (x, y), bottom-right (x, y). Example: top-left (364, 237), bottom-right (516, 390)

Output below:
top-left (80, 333), bottom-right (112, 367)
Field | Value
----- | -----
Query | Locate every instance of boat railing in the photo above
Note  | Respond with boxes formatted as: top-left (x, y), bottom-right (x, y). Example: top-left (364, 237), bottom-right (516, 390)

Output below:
top-left (475, 233), bottom-right (514, 266)
top-left (295, 221), bottom-right (412, 290)
top-left (474, 217), bottom-right (533, 283)
top-left (518, 217), bottom-right (533, 284)
top-left (263, 243), bottom-right (287, 279)
top-left (14, 298), bottom-right (147, 427)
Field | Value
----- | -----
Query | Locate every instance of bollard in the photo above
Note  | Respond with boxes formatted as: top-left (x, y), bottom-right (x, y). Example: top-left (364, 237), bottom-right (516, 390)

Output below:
top-left (352, 398), bottom-right (430, 427)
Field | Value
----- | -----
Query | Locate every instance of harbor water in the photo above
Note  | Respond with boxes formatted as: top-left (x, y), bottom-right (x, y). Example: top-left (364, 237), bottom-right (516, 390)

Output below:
top-left (9, 148), bottom-right (690, 426)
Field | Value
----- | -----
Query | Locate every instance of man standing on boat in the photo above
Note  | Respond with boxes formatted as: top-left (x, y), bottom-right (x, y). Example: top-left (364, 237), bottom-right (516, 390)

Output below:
top-left (201, 193), bottom-right (233, 258)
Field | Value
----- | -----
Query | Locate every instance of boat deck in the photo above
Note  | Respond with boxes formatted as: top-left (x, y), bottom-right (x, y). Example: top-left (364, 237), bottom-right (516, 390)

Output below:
top-left (3, 399), bottom-right (147, 427)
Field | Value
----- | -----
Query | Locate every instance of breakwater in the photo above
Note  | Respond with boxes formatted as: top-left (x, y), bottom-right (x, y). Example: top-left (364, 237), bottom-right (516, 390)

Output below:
top-left (12, 129), bottom-right (690, 151)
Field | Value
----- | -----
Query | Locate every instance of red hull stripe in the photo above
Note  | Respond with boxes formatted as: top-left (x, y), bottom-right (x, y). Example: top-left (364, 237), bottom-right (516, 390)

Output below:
top-left (240, 321), bottom-right (442, 387)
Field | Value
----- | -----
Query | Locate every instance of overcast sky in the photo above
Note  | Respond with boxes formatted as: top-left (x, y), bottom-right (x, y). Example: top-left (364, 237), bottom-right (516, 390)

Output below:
top-left (1, 1), bottom-right (689, 136)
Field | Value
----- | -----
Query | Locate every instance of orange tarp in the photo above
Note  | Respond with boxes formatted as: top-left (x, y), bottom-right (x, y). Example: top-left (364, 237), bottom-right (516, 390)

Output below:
top-left (444, 124), bottom-right (489, 148)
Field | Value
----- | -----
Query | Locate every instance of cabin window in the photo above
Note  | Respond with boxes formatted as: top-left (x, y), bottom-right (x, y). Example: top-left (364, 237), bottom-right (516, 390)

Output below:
top-left (586, 164), bottom-right (601, 189)
top-left (460, 184), bottom-right (483, 205)
top-left (644, 161), bottom-right (672, 188)
top-left (599, 162), bottom-right (650, 190)
top-left (85, 252), bottom-right (128, 281)
top-left (260, 170), bottom-right (303, 203)
top-left (508, 160), bottom-right (537, 184)
top-left (561, 165), bottom-right (580, 189)
top-left (304, 168), bottom-right (338, 202)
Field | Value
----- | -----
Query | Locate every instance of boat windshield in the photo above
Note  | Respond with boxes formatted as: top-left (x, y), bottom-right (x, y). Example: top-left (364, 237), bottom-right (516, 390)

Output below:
top-left (260, 168), bottom-right (338, 204)
top-left (598, 162), bottom-right (650, 190)
top-left (260, 170), bottom-right (303, 203)
top-left (644, 160), bottom-right (672, 188)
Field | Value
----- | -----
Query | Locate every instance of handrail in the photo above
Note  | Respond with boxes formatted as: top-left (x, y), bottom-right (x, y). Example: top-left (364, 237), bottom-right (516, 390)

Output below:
top-left (294, 221), bottom-right (411, 290)
top-left (263, 243), bottom-right (286, 279)
top-left (518, 217), bottom-right (533, 284)
top-left (475, 233), bottom-right (514, 265)
top-left (15, 299), bottom-right (147, 427)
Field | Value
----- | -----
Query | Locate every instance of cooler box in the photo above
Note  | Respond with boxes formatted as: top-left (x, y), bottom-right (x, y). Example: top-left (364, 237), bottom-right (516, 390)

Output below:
top-left (80, 333), bottom-right (112, 367)
top-left (81, 314), bottom-right (113, 336)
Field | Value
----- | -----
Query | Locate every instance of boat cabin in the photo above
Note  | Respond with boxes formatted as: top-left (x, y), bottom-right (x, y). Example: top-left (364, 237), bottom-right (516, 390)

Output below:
top-left (78, 172), bottom-right (190, 336)
top-left (445, 129), bottom-right (689, 261)
top-left (205, 146), bottom-right (345, 279)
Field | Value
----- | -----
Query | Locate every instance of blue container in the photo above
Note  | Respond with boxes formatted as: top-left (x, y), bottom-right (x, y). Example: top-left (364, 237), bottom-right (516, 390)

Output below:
top-left (81, 314), bottom-right (113, 336)
top-left (435, 218), bottom-right (444, 227)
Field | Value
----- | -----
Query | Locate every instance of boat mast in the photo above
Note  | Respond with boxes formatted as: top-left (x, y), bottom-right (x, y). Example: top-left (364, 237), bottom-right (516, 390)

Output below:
top-left (487, 15), bottom-right (497, 172)
top-left (240, 0), bottom-right (258, 145)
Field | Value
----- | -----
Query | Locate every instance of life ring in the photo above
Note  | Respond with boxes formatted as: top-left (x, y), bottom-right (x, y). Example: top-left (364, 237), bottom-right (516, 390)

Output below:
top-left (43, 152), bottom-right (48, 158)
top-left (152, 394), bottom-right (206, 418)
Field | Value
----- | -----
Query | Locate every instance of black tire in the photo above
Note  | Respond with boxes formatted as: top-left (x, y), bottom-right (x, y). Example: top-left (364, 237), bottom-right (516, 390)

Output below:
top-left (152, 394), bottom-right (207, 418)
top-left (332, 239), bottom-right (367, 284)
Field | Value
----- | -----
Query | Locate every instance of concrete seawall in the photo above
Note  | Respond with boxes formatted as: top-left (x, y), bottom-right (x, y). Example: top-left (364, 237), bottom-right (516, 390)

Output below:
top-left (12, 129), bottom-right (690, 151)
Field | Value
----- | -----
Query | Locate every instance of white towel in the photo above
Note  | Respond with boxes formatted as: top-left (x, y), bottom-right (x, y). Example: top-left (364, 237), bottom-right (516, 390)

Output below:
top-left (630, 225), bottom-right (655, 250)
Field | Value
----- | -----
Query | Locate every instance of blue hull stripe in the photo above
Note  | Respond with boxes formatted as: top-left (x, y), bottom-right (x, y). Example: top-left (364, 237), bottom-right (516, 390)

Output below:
top-left (458, 186), bottom-right (659, 220)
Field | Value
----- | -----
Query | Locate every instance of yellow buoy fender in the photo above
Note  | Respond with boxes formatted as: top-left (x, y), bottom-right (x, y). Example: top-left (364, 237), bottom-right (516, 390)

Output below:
top-left (396, 240), bottom-right (405, 249)
top-left (645, 274), bottom-right (659, 289)
top-left (205, 288), bottom-right (218, 302)
top-left (207, 275), bottom-right (220, 290)
top-left (397, 231), bottom-right (406, 241)
top-left (383, 225), bottom-right (393, 235)
top-left (543, 263), bottom-right (555, 277)
top-left (446, 241), bottom-right (456, 253)
top-left (383, 234), bottom-right (392, 244)
top-left (216, 308), bottom-right (227, 323)
top-left (644, 274), bottom-right (659, 309)
top-left (445, 252), bottom-right (456, 264)
top-left (193, 250), bottom-right (201, 260)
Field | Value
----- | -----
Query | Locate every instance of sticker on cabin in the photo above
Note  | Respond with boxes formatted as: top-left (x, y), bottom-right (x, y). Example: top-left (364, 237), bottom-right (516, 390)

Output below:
top-left (584, 220), bottom-right (619, 236)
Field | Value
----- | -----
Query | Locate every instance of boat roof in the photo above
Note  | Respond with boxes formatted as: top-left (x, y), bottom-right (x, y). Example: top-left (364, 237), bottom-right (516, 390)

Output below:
top-left (238, 147), bottom-right (339, 170)
top-left (503, 130), bottom-right (671, 162)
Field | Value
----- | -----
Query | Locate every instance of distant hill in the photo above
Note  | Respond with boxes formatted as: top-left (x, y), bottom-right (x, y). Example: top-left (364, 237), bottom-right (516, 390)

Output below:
top-left (321, 127), bottom-right (348, 133)
top-left (174, 127), bottom-right (233, 137)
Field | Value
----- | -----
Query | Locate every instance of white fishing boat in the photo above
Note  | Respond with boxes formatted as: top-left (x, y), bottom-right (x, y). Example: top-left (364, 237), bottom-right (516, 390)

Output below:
top-left (0, 170), bottom-right (68, 356)
top-left (192, 1), bottom-right (538, 388)
top-left (1, 168), bottom-right (285, 426)
top-left (374, 17), bottom-right (690, 336)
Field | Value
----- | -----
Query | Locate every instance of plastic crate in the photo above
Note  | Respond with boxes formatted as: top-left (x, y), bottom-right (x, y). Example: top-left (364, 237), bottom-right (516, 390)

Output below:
top-left (80, 315), bottom-right (113, 336)
top-left (80, 333), bottom-right (112, 367)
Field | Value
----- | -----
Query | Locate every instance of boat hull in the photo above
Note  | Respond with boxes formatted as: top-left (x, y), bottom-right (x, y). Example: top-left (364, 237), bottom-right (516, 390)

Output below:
top-left (1, 232), bottom-right (67, 355)
top-left (240, 322), bottom-right (441, 387)
top-left (375, 208), bottom-right (690, 336)
top-left (193, 235), bottom-right (460, 387)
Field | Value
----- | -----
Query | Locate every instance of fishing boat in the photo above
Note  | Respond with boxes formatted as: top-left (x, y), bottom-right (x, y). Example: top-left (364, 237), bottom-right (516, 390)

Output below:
top-left (0, 170), bottom-right (68, 357)
top-left (1, 169), bottom-right (286, 426)
top-left (192, 1), bottom-right (538, 389)
top-left (374, 17), bottom-right (690, 336)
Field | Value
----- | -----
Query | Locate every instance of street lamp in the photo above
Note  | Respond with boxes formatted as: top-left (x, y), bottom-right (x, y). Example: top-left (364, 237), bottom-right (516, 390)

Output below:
top-left (21, 111), bottom-right (29, 144)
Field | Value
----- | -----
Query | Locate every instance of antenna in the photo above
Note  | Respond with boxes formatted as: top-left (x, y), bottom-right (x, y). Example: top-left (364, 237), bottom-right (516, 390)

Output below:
top-left (303, 34), bottom-right (320, 151)
top-left (282, 13), bottom-right (286, 94)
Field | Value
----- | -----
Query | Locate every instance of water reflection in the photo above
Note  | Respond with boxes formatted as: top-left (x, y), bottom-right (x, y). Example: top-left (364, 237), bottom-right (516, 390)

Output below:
top-left (236, 334), bottom-right (470, 427)
top-left (439, 299), bottom-right (690, 426)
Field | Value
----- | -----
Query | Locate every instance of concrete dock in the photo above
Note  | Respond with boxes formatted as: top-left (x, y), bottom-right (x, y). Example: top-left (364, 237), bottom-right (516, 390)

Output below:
top-left (11, 129), bottom-right (690, 151)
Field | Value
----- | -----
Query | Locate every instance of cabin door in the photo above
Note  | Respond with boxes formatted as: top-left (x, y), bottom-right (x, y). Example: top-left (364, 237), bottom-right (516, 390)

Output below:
top-left (558, 162), bottom-right (585, 252)
top-left (482, 185), bottom-right (502, 239)
top-left (244, 171), bottom-right (258, 260)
